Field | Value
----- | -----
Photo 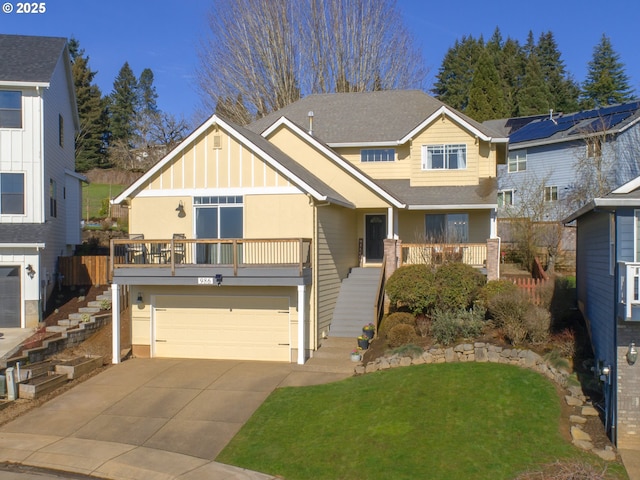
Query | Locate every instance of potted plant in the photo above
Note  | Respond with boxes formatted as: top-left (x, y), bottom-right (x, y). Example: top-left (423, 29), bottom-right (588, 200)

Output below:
top-left (362, 322), bottom-right (375, 339)
top-left (357, 335), bottom-right (370, 350)
top-left (350, 348), bottom-right (362, 362)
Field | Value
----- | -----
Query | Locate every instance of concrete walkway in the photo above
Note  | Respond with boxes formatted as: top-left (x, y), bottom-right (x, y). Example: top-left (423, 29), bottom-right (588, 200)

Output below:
top-left (0, 329), bottom-right (36, 366)
top-left (0, 357), bottom-right (352, 480)
top-left (619, 449), bottom-right (640, 480)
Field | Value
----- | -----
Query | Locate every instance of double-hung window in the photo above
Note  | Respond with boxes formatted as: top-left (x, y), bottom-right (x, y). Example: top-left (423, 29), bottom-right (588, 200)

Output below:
top-left (507, 150), bottom-right (526, 172)
top-left (544, 186), bottom-right (558, 202)
top-left (50, 179), bottom-right (57, 217)
top-left (0, 173), bottom-right (25, 214)
top-left (498, 190), bottom-right (514, 207)
top-left (0, 91), bottom-right (22, 128)
top-left (422, 144), bottom-right (466, 170)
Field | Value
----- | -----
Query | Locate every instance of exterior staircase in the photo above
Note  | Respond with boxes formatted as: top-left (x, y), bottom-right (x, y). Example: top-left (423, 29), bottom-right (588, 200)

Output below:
top-left (329, 267), bottom-right (382, 338)
top-left (46, 287), bottom-right (112, 333)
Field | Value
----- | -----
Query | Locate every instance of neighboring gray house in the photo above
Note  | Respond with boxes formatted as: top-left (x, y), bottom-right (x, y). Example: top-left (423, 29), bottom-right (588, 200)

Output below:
top-left (493, 102), bottom-right (640, 219)
top-left (565, 176), bottom-right (640, 448)
top-left (0, 35), bottom-right (85, 328)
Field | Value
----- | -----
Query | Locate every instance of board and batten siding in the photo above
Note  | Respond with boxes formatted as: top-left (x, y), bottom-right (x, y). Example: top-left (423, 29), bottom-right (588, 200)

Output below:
top-left (315, 204), bottom-right (358, 339)
top-left (143, 124), bottom-right (293, 193)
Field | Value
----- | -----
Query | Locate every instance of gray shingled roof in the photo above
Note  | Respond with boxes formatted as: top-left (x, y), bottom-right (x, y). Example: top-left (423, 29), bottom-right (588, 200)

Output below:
top-left (374, 179), bottom-right (496, 207)
top-left (247, 90), bottom-right (505, 144)
top-left (0, 224), bottom-right (50, 243)
top-left (0, 34), bottom-right (67, 83)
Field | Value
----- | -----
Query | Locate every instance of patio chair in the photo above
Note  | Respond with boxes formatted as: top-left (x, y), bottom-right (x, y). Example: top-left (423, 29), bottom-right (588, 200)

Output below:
top-left (126, 234), bottom-right (147, 264)
top-left (172, 233), bottom-right (186, 263)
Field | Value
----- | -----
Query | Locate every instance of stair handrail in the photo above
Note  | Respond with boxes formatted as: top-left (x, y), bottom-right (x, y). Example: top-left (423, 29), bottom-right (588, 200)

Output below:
top-left (373, 255), bottom-right (387, 333)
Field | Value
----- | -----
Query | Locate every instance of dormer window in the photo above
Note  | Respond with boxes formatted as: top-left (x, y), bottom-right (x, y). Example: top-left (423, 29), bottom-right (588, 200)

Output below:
top-left (361, 148), bottom-right (395, 162)
top-left (0, 91), bottom-right (22, 129)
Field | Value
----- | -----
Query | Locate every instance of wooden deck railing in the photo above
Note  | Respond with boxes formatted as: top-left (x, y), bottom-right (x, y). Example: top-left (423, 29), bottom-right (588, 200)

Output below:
top-left (401, 243), bottom-right (487, 267)
top-left (110, 238), bottom-right (312, 276)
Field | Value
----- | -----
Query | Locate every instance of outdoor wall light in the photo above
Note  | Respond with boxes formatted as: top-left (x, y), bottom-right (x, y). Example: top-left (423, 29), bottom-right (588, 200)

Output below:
top-left (26, 264), bottom-right (36, 279)
top-left (627, 342), bottom-right (638, 366)
top-left (215, 274), bottom-right (223, 286)
top-left (136, 292), bottom-right (143, 305)
top-left (175, 200), bottom-right (186, 218)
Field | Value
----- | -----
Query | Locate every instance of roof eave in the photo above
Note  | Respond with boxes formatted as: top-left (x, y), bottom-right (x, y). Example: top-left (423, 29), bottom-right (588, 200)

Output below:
top-left (407, 203), bottom-right (497, 210)
top-left (563, 197), bottom-right (640, 223)
top-left (0, 81), bottom-right (50, 88)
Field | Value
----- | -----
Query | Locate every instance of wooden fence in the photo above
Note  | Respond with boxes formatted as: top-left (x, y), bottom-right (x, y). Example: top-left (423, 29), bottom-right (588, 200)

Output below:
top-left (58, 256), bottom-right (109, 286)
top-left (511, 277), bottom-right (553, 306)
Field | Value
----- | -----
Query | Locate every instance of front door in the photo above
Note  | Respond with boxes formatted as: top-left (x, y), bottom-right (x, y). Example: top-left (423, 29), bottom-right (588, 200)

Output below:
top-left (365, 214), bottom-right (386, 262)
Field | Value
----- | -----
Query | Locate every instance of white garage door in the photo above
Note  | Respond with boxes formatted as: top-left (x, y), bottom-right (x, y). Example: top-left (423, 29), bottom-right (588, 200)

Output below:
top-left (153, 295), bottom-right (290, 361)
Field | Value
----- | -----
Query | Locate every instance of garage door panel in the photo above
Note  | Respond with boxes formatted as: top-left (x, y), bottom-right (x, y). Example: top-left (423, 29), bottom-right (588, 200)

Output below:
top-left (154, 295), bottom-right (290, 361)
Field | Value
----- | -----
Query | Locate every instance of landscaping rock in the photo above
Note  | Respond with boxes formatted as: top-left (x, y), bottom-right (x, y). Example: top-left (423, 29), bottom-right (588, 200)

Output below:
top-left (593, 448), bottom-right (616, 461)
top-left (569, 415), bottom-right (587, 424)
top-left (571, 426), bottom-right (592, 442)
top-left (582, 406), bottom-right (599, 416)
top-left (379, 358), bottom-right (390, 370)
top-left (412, 355), bottom-right (425, 365)
top-left (565, 395), bottom-right (583, 407)
top-left (400, 356), bottom-right (412, 367)
top-left (444, 348), bottom-right (456, 362)
top-left (365, 362), bottom-right (379, 373)
top-left (354, 365), bottom-right (365, 375)
top-left (573, 439), bottom-right (594, 451)
top-left (474, 347), bottom-right (488, 362)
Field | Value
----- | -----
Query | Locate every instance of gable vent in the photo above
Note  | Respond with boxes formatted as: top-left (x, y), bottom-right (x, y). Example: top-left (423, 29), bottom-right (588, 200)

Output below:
top-left (212, 134), bottom-right (222, 149)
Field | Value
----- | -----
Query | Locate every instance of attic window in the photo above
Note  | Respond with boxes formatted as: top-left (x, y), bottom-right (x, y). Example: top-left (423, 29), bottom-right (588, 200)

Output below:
top-left (212, 134), bottom-right (222, 149)
top-left (0, 91), bottom-right (22, 129)
top-left (361, 149), bottom-right (395, 162)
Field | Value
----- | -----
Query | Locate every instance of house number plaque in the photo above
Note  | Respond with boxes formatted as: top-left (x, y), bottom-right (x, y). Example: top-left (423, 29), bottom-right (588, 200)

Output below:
top-left (197, 277), bottom-right (214, 285)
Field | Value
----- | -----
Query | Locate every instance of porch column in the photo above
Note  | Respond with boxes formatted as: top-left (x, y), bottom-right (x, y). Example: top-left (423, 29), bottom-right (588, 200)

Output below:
top-left (387, 207), bottom-right (397, 239)
top-left (490, 208), bottom-right (498, 238)
top-left (486, 238), bottom-right (501, 281)
top-left (111, 283), bottom-right (121, 364)
top-left (297, 284), bottom-right (306, 365)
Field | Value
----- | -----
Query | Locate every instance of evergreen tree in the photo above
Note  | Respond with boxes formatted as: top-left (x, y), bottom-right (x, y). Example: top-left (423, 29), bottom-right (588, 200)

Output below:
top-left (432, 35), bottom-right (484, 112)
top-left (138, 68), bottom-right (158, 115)
top-left (68, 38), bottom-right (109, 171)
top-left (498, 37), bottom-right (526, 116)
top-left (109, 62), bottom-right (138, 145)
top-left (535, 31), bottom-right (579, 113)
top-left (516, 53), bottom-right (550, 116)
top-left (466, 49), bottom-right (507, 122)
top-left (582, 34), bottom-right (634, 108)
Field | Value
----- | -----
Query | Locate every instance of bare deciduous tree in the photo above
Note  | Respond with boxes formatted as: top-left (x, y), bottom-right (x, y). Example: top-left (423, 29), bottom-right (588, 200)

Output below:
top-left (197, 0), bottom-right (427, 123)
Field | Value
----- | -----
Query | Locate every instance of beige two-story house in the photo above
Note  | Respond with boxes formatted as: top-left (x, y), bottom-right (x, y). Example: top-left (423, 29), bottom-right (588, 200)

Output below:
top-left (110, 91), bottom-right (507, 364)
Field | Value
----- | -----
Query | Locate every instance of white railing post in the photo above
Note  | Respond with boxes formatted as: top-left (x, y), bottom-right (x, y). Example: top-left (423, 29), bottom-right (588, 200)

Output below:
top-left (112, 283), bottom-right (121, 364)
top-left (297, 284), bottom-right (306, 365)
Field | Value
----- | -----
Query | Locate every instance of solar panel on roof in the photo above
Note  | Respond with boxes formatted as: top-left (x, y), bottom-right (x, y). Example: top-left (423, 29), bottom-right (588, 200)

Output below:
top-left (510, 102), bottom-right (640, 144)
top-left (509, 118), bottom-right (574, 143)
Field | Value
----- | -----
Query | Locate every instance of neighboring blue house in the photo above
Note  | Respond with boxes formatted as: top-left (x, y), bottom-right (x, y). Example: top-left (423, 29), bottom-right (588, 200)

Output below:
top-left (491, 102), bottom-right (640, 219)
top-left (564, 176), bottom-right (640, 448)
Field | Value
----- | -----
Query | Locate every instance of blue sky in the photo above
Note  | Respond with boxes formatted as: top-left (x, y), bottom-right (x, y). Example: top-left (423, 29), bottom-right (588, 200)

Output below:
top-left (2, 0), bottom-right (639, 124)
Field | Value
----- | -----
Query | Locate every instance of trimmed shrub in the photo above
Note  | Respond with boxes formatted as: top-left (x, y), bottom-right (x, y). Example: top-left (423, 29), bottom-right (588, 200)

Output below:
top-left (487, 291), bottom-right (531, 329)
top-left (385, 265), bottom-right (436, 314)
top-left (433, 262), bottom-right (485, 311)
top-left (524, 306), bottom-right (551, 344)
top-left (476, 279), bottom-right (518, 309)
top-left (379, 312), bottom-right (416, 337)
top-left (387, 323), bottom-right (418, 348)
top-left (430, 307), bottom-right (485, 345)
top-left (389, 344), bottom-right (424, 358)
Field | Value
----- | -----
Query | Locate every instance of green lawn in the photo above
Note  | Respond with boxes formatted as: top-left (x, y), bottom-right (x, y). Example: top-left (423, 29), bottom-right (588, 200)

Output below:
top-left (82, 183), bottom-right (125, 220)
top-left (217, 363), bottom-right (622, 480)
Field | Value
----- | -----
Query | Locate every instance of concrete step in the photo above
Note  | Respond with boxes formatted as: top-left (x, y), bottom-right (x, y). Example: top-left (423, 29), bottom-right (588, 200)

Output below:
top-left (78, 307), bottom-right (100, 314)
top-left (302, 337), bottom-right (359, 374)
top-left (57, 319), bottom-right (80, 327)
top-left (95, 294), bottom-right (112, 301)
top-left (46, 325), bottom-right (68, 333)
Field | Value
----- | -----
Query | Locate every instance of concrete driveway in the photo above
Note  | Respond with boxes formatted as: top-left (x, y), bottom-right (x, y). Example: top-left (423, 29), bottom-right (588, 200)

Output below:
top-left (0, 358), bottom-right (349, 479)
